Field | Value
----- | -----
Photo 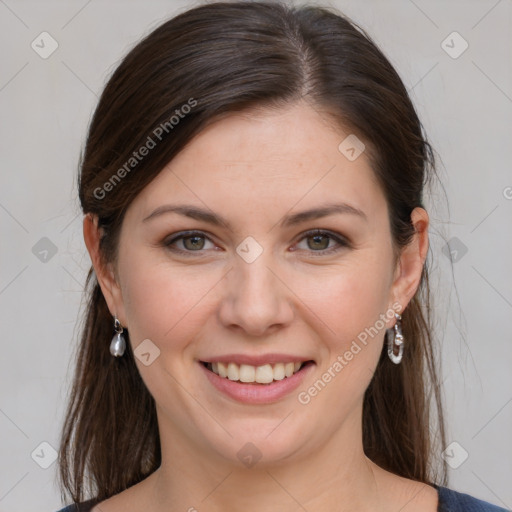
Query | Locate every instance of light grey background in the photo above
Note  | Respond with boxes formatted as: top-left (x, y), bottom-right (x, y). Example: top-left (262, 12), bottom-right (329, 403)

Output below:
top-left (0, 1), bottom-right (511, 511)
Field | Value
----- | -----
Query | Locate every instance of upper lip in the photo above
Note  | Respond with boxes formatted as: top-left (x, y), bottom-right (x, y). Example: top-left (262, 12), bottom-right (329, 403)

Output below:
top-left (199, 353), bottom-right (315, 367)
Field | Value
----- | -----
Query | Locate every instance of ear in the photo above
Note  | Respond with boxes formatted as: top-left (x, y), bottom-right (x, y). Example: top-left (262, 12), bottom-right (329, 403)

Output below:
top-left (83, 213), bottom-right (127, 326)
top-left (389, 207), bottom-right (429, 316)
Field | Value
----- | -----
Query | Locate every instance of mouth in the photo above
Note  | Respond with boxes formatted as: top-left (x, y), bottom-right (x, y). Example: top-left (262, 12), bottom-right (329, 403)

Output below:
top-left (200, 360), bottom-right (315, 385)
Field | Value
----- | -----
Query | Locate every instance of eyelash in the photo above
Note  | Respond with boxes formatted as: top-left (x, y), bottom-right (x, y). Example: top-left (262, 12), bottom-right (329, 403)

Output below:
top-left (163, 229), bottom-right (350, 257)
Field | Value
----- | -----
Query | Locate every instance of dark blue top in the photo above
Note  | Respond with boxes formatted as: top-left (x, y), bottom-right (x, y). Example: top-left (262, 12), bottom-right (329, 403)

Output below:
top-left (435, 485), bottom-right (509, 511)
top-left (55, 485), bottom-right (510, 511)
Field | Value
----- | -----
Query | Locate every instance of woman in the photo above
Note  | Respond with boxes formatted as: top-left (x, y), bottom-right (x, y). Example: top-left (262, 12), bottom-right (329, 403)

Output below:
top-left (55, 1), bottom-right (508, 511)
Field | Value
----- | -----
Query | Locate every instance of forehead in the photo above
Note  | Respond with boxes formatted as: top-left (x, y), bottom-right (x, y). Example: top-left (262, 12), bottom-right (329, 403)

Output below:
top-left (174, 103), bottom-right (366, 172)
top-left (128, 102), bottom-right (385, 223)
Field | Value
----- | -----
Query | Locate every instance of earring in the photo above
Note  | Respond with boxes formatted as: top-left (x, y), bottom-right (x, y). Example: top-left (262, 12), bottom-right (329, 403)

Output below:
top-left (110, 317), bottom-right (126, 357)
top-left (387, 312), bottom-right (404, 364)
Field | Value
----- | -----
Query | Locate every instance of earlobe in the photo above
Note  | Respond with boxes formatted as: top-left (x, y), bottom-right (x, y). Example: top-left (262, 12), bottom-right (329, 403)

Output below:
top-left (83, 214), bottom-right (125, 323)
top-left (389, 207), bottom-right (429, 316)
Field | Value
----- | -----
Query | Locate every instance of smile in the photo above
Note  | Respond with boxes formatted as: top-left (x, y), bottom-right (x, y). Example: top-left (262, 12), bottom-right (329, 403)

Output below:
top-left (199, 359), bottom-right (316, 404)
top-left (201, 360), bottom-right (313, 384)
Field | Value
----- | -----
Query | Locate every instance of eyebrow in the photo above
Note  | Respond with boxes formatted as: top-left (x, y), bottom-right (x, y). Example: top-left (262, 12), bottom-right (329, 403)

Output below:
top-left (142, 202), bottom-right (367, 229)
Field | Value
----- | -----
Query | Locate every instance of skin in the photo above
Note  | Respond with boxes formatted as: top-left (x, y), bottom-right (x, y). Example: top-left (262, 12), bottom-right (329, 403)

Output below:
top-left (84, 102), bottom-right (437, 512)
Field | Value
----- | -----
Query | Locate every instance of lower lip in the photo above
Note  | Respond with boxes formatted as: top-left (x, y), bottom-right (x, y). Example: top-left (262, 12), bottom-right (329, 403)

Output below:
top-left (199, 361), bottom-right (315, 404)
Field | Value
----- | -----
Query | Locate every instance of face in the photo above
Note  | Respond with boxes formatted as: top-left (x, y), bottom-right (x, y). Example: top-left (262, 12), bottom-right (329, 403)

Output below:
top-left (87, 102), bottom-right (427, 469)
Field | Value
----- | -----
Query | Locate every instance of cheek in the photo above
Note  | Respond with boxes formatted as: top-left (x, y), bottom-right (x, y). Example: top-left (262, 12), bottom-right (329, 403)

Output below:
top-left (119, 254), bottom-right (219, 348)
top-left (293, 257), bottom-right (393, 408)
top-left (294, 260), bottom-right (392, 347)
top-left (295, 271), bottom-right (390, 414)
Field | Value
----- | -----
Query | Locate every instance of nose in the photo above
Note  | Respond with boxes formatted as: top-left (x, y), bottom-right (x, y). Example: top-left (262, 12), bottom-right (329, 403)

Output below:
top-left (218, 250), bottom-right (294, 337)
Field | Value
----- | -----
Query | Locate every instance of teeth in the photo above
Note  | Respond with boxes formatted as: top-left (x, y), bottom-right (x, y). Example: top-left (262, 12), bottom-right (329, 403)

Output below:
top-left (227, 362), bottom-right (239, 381)
top-left (208, 361), bottom-right (306, 383)
top-left (273, 363), bottom-right (285, 380)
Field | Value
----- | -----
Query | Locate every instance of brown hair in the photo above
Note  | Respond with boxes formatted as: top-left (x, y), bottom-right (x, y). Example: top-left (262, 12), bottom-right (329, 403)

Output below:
top-left (57, 0), bottom-right (447, 504)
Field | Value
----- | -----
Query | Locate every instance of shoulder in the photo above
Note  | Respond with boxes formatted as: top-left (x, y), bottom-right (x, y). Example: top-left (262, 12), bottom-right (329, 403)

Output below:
top-left (55, 498), bottom-right (99, 512)
top-left (435, 485), bottom-right (509, 512)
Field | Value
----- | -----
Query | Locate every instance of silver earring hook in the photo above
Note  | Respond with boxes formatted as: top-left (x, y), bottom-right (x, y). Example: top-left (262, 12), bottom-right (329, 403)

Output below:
top-left (114, 317), bottom-right (123, 333)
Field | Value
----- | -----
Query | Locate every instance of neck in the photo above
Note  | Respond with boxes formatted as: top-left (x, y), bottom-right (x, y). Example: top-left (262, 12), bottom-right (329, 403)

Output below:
top-left (148, 408), bottom-right (384, 512)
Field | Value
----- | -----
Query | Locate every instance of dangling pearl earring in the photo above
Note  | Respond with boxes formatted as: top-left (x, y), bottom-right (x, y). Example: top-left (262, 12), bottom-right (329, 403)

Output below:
top-left (110, 317), bottom-right (126, 357)
top-left (387, 312), bottom-right (404, 364)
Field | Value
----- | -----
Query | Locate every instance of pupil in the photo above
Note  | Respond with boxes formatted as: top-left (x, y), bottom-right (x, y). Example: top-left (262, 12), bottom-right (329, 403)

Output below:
top-left (309, 234), bottom-right (328, 250)
top-left (184, 236), bottom-right (204, 250)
